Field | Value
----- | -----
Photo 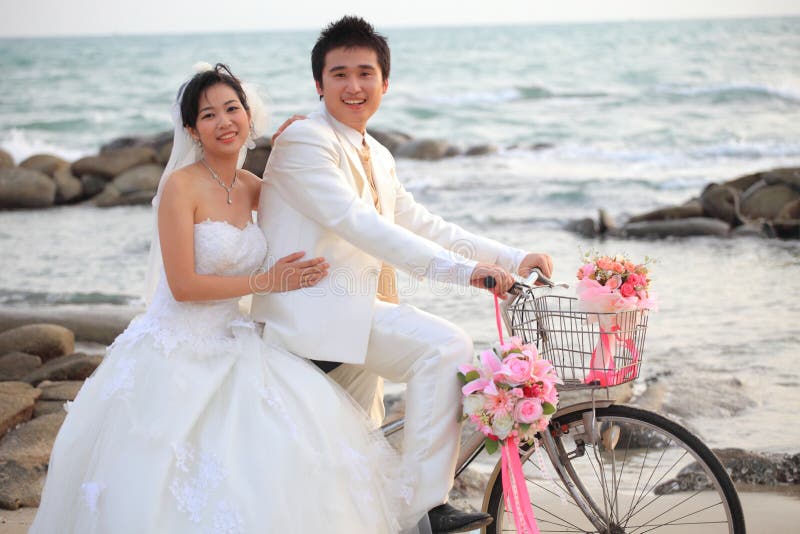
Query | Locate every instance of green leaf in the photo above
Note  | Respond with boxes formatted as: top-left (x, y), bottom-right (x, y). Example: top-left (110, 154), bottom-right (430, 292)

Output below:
top-left (484, 438), bottom-right (499, 455)
top-left (519, 423), bottom-right (531, 433)
top-left (542, 402), bottom-right (556, 415)
top-left (465, 370), bottom-right (480, 383)
top-left (457, 372), bottom-right (467, 384)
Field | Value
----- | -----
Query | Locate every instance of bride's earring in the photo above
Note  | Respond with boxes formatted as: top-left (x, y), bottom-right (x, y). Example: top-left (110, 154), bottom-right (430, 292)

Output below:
top-left (193, 136), bottom-right (204, 154)
top-left (246, 120), bottom-right (256, 150)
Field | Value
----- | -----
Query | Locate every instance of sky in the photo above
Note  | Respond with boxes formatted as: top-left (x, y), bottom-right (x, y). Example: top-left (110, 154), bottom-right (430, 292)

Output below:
top-left (2, 0), bottom-right (799, 37)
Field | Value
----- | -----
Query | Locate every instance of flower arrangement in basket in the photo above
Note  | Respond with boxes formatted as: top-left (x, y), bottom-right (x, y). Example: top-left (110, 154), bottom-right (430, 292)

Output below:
top-left (576, 252), bottom-right (656, 386)
top-left (460, 336), bottom-right (562, 534)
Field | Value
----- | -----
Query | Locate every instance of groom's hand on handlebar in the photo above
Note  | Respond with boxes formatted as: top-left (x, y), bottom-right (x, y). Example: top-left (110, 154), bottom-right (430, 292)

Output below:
top-left (518, 252), bottom-right (554, 281)
top-left (470, 263), bottom-right (515, 299)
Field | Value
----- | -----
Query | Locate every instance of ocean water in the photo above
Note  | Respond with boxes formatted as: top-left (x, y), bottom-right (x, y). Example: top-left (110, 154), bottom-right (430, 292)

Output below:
top-left (1, 17), bottom-right (799, 452)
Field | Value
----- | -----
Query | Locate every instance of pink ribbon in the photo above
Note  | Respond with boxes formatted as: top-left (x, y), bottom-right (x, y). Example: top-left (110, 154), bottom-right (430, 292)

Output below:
top-left (493, 294), bottom-right (540, 533)
top-left (585, 325), bottom-right (640, 386)
top-left (501, 439), bottom-right (540, 534)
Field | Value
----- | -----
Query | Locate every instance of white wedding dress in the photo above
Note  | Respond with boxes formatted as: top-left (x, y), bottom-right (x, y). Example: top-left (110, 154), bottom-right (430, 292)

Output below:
top-left (30, 220), bottom-right (414, 533)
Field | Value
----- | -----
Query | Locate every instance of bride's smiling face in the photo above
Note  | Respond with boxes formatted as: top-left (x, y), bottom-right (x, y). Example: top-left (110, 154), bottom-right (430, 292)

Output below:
top-left (188, 83), bottom-right (251, 157)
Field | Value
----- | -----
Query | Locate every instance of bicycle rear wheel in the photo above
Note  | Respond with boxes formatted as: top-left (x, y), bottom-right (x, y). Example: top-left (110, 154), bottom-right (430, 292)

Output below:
top-left (484, 404), bottom-right (745, 533)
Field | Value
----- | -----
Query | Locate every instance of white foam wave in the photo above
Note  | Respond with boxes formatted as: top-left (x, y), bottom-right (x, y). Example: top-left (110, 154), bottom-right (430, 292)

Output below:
top-left (0, 128), bottom-right (89, 163)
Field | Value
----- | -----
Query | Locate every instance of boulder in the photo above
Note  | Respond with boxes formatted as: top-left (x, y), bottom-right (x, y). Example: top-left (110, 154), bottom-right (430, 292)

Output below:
top-left (777, 199), bottom-right (800, 221)
top-left (628, 201), bottom-right (704, 223)
top-left (0, 412), bottom-right (66, 509)
top-left (465, 144), bottom-right (498, 157)
top-left (0, 168), bottom-right (56, 209)
top-left (52, 164), bottom-right (83, 203)
top-left (622, 217), bottom-right (730, 238)
top-left (92, 184), bottom-right (154, 207)
top-left (740, 183), bottom-right (799, 220)
top-left (598, 208), bottom-right (616, 235)
top-left (157, 140), bottom-right (173, 165)
top-left (0, 149), bottom-right (13, 169)
top-left (0, 306), bottom-right (137, 345)
top-left (0, 324), bottom-right (74, 362)
top-left (110, 163), bottom-right (162, 195)
top-left (23, 353), bottom-right (101, 386)
top-left (773, 220), bottom-right (800, 239)
top-left (761, 167), bottom-right (800, 192)
top-left (656, 448), bottom-right (800, 493)
top-left (71, 146), bottom-right (157, 179)
top-left (37, 381), bottom-right (83, 401)
top-left (731, 221), bottom-right (774, 238)
top-left (33, 400), bottom-right (66, 418)
top-left (80, 174), bottom-right (107, 198)
top-left (700, 183), bottom-right (741, 224)
top-left (100, 130), bottom-right (172, 155)
top-left (367, 129), bottom-right (412, 154)
top-left (565, 217), bottom-right (597, 237)
top-left (396, 139), bottom-right (458, 160)
top-left (722, 171), bottom-right (765, 192)
top-left (18, 154), bottom-right (68, 177)
top-left (0, 382), bottom-right (40, 439)
top-left (0, 353), bottom-right (42, 382)
top-left (242, 137), bottom-right (272, 177)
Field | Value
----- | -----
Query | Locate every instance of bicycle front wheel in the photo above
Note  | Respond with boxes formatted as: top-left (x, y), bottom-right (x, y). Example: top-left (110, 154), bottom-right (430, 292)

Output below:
top-left (484, 404), bottom-right (745, 533)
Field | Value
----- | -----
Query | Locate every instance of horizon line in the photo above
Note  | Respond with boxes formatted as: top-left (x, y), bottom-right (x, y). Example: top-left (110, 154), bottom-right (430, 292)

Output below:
top-left (1, 12), bottom-right (798, 40)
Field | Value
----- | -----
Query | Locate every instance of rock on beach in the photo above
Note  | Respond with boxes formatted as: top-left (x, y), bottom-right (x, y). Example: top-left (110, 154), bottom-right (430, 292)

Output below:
top-left (0, 325), bottom-right (74, 363)
top-left (0, 169), bottom-right (56, 210)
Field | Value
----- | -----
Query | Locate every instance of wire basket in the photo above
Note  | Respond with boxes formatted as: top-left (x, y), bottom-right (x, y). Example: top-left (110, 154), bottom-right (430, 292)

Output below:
top-left (503, 286), bottom-right (650, 390)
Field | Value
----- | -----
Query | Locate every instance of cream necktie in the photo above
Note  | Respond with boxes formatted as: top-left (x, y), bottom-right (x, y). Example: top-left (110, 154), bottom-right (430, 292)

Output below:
top-left (358, 140), bottom-right (398, 304)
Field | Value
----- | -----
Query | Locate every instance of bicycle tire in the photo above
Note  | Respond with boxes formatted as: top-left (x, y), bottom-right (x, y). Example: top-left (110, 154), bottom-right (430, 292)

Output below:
top-left (484, 404), bottom-right (745, 533)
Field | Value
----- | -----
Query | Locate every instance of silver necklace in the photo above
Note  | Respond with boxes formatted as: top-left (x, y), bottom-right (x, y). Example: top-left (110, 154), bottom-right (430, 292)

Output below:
top-left (200, 159), bottom-right (237, 205)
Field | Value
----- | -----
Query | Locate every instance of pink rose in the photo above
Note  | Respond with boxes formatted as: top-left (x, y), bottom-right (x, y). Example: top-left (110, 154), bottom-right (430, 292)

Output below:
top-left (611, 262), bottom-right (624, 273)
top-left (503, 356), bottom-right (533, 385)
top-left (596, 257), bottom-right (613, 271)
top-left (620, 281), bottom-right (636, 297)
top-left (606, 274), bottom-right (622, 290)
top-left (513, 398), bottom-right (544, 424)
top-left (579, 263), bottom-right (596, 279)
top-left (624, 261), bottom-right (636, 272)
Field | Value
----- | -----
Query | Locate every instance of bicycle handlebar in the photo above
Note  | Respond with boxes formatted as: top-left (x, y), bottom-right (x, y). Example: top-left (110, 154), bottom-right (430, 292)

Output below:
top-left (483, 268), bottom-right (557, 295)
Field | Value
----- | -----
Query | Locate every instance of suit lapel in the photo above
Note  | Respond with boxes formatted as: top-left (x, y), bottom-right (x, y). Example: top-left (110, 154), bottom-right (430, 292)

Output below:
top-left (322, 116), bottom-right (370, 201)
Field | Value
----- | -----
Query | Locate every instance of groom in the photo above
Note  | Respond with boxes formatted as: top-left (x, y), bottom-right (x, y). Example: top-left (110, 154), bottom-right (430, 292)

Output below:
top-left (252, 16), bottom-right (553, 532)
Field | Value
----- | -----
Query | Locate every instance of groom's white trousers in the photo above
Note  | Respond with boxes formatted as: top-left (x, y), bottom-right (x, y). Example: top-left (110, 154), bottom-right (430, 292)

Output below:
top-left (328, 300), bottom-right (473, 515)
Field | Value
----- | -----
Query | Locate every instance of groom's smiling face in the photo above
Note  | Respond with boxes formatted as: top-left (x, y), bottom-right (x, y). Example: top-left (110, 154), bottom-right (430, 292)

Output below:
top-left (316, 46), bottom-right (388, 134)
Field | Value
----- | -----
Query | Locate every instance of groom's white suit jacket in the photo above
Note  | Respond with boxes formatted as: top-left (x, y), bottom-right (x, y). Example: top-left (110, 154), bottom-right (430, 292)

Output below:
top-left (252, 106), bottom-right (525, 364)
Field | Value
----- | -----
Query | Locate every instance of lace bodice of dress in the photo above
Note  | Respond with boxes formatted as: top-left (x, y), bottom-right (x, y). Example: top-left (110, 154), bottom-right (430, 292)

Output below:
top-left (116, 221), bottom-right (268, 355)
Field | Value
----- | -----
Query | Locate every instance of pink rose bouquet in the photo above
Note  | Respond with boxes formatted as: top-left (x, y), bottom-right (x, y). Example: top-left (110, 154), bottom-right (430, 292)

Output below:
top-left (576, 252), bottom-right (656, 386)
top-left (459, 337), bottom-right (561, 454)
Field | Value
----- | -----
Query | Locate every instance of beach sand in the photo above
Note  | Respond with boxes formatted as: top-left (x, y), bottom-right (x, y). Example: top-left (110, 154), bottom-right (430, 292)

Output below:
top-left (2, 488), bottom-right (798, 533)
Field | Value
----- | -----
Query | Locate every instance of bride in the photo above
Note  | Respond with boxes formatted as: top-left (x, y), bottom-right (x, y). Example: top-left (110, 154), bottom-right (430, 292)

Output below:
top-left (30, 63), bottom-right (422, 533)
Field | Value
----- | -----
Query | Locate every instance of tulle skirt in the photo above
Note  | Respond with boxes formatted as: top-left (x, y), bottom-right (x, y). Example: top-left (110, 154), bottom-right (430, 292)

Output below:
top-left (30, 320), bottom-right (418, 533)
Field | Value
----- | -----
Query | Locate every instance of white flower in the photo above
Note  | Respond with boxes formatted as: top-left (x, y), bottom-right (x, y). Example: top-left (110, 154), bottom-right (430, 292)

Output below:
top-left (463, 394), bottom-right (486, 416)
top-left (492, 414), bottom-right (515, 440)
top-left (193, 61), bottom-right (214, 73)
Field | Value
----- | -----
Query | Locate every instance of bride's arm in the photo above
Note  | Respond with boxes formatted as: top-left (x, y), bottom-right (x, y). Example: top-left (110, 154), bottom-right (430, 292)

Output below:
top-left (157, 170), bottom-right (328, 302)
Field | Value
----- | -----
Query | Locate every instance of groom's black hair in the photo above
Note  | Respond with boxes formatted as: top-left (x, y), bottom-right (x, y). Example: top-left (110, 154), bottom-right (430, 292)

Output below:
top-left (180, 63), bottom-right (250, 129)
top-left (311, 16), bottom-right (391, 87)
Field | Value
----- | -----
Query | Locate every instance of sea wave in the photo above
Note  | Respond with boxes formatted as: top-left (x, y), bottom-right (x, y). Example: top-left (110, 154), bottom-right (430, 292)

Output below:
top-left (422, 84), bottom-right (608, 106)
top-left (0, 288), bottom-right (136, 306)
top-left (655, 83), bottom-right (800, 104)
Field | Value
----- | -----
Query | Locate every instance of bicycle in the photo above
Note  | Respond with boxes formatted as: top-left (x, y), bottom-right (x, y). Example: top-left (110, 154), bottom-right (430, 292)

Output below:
top-left (380, 270), bottom-right (745, 533)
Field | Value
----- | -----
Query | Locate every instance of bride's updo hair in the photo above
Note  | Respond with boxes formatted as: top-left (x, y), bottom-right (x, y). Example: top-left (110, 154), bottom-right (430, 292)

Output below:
top-left (180, 63), bottom-right (250, 129)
